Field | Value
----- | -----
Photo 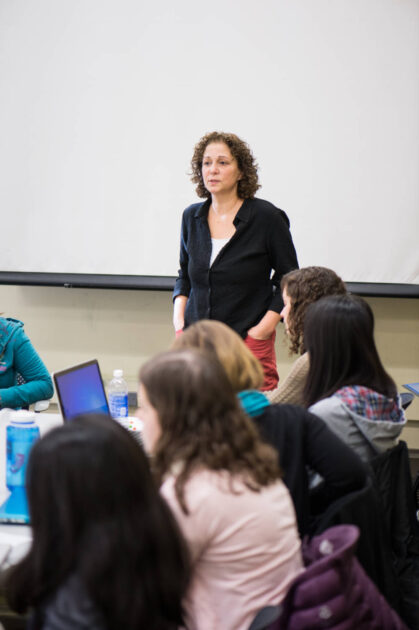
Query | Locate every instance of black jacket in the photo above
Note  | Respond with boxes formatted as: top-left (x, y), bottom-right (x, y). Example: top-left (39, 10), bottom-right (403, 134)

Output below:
top-left (370, 441), bottom-right (419, 630)
top-left (252, 404), bottom-right (368, 536)
top-left (29, 575), bottom-right (105, 630)
top-left (173, 197), bottom-right (298, 338)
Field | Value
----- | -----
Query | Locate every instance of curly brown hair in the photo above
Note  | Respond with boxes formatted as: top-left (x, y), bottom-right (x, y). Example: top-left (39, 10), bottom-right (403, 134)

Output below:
top-left (190, 131), bottom-right (260, 199)
top-left (281, 266), bottom-right (347, 355)
top-left (139, 349), bottom-right (280, 514)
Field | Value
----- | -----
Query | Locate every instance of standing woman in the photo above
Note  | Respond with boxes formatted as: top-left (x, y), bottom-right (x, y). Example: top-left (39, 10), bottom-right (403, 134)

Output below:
top-left (173, 132), bottom-right (298, 390)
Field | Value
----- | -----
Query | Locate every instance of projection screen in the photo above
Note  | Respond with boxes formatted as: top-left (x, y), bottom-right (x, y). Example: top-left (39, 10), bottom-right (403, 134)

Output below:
top-left (0, 0), bottom-right (418, 293)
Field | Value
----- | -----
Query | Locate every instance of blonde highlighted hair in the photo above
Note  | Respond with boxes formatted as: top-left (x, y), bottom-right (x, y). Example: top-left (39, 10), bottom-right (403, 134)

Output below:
top-left (172, 320), bottom-right (263, 392)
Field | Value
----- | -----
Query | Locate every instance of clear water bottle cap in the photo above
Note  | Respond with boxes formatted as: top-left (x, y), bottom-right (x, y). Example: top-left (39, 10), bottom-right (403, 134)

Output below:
top-left (113, 369), bottom-right (123, 378)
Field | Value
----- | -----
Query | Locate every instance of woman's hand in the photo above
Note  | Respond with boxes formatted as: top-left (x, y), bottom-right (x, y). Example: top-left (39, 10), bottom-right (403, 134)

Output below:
top-left (173, 295), bottom-right (188, 333)
top-left (246, 326), bottom-right (271, 341)
top-left (247, 310), bottom-right (281, 340)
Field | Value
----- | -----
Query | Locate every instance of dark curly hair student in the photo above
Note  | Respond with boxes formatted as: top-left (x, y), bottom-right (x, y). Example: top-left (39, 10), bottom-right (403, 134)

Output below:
top-left (5, 414), bottom-right (190, 630)
top-left (268, 266), bottom-right (347, 406)
top-left (173, 130), bottom-right (299, 392)
top-left (281, 266), bottom-right (347, 356)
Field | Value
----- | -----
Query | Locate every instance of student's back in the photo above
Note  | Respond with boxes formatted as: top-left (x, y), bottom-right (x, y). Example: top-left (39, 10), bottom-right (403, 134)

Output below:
top-left (309, 386), bottom-right (406, 462)
top-left (161, 468), bottom-right (302, 630)
top-left (303, 295), bottom-right (406, 462)
top-left (251, 403), bottom-right (367, 534)
top-left (172, 318), bottom-right (367, 537)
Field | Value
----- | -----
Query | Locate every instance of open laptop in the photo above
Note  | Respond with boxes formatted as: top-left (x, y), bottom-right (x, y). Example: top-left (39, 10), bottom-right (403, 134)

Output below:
top-left (53, 359), bottom-right (143, 437)
top-left (53, 359), bottom-right (110, 421)
top-left (403, 382), bottom-right (419, 397)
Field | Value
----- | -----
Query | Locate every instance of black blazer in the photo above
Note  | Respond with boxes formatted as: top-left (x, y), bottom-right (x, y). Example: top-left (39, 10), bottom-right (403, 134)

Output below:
top-left (173, 197), bottom-right (298, 337)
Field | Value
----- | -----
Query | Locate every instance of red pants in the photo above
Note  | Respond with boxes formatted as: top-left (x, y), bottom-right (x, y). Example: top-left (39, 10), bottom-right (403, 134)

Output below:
top-left (176, 328), bottom-right (279, 391)
top-left (244, 331), bottom-right (279, 391)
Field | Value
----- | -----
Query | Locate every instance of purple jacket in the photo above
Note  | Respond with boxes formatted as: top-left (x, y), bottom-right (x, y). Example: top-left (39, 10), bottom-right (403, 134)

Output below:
top-left (277, 525), bottom-right (407, 630)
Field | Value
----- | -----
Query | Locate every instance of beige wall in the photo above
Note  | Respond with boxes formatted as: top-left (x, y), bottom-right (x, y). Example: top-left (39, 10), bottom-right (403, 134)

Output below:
top-left (1, 284), bottom-right (418, 445)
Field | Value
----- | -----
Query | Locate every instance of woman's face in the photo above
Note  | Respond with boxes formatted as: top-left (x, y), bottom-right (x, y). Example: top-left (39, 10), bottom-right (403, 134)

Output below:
top-left (201, 142), bottom-right (242, 197)
top-left (137, 384), bottom-right (162, 454)
top-left (280, 287), bottom-right (292, 335)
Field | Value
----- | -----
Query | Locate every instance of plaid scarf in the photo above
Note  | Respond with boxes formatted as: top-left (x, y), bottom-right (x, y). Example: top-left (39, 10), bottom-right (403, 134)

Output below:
top-left (334, 385), bottom-right (404, 423)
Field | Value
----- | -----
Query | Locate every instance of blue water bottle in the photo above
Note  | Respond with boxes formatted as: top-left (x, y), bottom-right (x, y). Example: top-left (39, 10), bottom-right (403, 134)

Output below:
top-left (6, 412), bottom-right (40, 490)
top-left (2, 411), bottom-right (40, 522)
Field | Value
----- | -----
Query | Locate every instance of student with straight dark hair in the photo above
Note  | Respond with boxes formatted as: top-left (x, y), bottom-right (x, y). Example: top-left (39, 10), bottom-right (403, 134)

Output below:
top-left (5, 414), bottom-right (190, 630)
top-left (304, 295), bottom-right (406, 461)
top-left (138, 348), bottom-right (303, 630)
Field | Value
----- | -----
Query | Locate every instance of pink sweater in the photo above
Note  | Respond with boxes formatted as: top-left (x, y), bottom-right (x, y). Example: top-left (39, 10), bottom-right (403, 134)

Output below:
top-left (161, 470), bottom-right (303, 630)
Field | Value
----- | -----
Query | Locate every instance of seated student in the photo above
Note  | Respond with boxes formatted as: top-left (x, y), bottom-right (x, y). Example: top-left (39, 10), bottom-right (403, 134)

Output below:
top-left (304, 295), bottom-right (406, 462)
top-left (5, 414), bottom-right (189, 630)
top-left (268, 266), bottom-right (347, 406)
top-left (138, 349), bottom-right (303, 630)
top-left (173, 320), bottom-right (367, 536)
top-left (0, 316), bottom-right (53, 409)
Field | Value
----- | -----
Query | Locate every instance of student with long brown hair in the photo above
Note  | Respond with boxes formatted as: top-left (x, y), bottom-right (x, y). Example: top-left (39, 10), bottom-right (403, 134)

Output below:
top-left (138, 349), bottom-right (303, 630)
top-left (172, 320), bottom-right (366, 536)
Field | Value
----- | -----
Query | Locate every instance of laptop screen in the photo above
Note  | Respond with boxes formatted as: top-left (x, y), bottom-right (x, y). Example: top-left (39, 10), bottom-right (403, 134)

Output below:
top-left (53, 360), bottom-right (110, 421)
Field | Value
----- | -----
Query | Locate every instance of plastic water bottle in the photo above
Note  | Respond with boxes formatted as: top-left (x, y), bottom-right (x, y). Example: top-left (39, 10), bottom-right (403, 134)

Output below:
top-left (108, 369), bottom-right (129, 419)
top-left (6, 411), bottom-right (40, 491)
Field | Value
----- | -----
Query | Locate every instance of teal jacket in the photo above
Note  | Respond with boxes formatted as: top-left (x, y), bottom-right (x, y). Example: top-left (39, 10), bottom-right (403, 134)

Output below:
top-left (0, 318), bottom-right (53, 409)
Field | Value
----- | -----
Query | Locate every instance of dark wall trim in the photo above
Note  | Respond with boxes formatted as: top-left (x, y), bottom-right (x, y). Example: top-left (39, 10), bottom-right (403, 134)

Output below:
top-left (0, 272), bottom-right (418, 297)
top-left (345, 282), bottom-right (419, 298)
top-left (0, 272), bottom-right (175, 291)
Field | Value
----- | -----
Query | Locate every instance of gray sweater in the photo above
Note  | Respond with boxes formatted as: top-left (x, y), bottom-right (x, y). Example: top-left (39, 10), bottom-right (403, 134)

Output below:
top-left (309, 395), bottom-right (406, 462)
